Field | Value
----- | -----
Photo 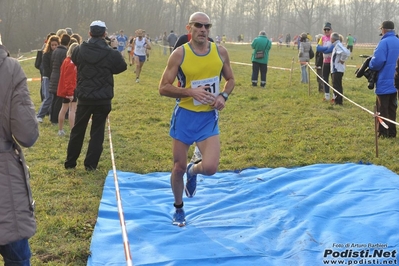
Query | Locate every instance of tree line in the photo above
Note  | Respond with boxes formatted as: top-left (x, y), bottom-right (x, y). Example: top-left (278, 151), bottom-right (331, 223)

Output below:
top-left (1, 0), bottom-right (398, 53)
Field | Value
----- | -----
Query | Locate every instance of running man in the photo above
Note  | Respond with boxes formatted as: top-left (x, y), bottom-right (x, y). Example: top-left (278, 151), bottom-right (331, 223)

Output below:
top-left (133, 29), bottom-right (151, 83)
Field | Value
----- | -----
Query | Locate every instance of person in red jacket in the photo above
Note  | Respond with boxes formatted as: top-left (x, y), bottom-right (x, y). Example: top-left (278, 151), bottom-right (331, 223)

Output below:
top-left (57, 43), bottom-right (79, 136)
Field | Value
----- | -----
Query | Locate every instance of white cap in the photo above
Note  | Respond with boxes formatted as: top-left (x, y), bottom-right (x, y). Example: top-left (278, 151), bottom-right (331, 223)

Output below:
top-left (90, 20), bottom-right (107, 28)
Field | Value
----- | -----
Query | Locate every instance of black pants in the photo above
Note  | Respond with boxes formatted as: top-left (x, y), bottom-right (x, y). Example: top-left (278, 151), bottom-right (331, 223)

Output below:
top-left (322, 63), bottom-right (331, 93)
top-left (50, 94), bottom-right (63, 124)
top-left (332, 72), bottom-right (344, 104)
top-left (376, 93), bottom-right (397, 138)
top-left (316, 67), bottom-right (324, 92)
top-left (251, 62), bottom-right (268, 87)
top-left (65, 104), bottom-right (111, 169)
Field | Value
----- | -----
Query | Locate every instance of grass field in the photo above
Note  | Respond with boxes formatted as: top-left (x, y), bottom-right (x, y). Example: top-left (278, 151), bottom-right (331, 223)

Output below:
top-left (8, 42), bottom-right (399, 265)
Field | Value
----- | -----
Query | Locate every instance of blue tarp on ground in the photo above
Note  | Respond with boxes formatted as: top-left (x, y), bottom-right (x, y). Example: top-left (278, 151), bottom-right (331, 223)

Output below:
top-left (87, 163), bottom-right (399, 265)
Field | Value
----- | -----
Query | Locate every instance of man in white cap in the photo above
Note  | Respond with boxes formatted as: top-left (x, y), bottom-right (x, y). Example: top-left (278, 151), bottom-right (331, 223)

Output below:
top-left (65, 20), bottom-right (127, 170)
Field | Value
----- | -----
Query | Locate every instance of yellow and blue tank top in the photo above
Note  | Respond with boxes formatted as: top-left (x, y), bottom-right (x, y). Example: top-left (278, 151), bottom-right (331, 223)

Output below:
top-left (177, 42), bottom-right (223, 112)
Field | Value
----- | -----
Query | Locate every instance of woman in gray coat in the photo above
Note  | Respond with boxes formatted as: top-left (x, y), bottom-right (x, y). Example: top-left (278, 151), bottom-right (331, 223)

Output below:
top-left (0, 44), bottom-right (39, 265)
top-left (298, 32), bottom-right (311, 83)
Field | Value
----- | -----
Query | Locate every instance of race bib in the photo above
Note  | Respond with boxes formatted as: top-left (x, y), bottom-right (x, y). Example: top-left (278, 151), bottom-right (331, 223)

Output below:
top-left (118, 42), bottom-right (125, 47)
top-left (191, 76), bottom-right (220, 106)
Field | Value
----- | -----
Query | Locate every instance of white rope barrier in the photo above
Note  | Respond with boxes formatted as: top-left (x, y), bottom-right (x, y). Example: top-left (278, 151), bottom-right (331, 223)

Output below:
top-left (107, 116), bottom-right (134, 266)
top-left (307, 63), bottom-right (398, 128)
top-left (231, 61), bottom-right (291, 71)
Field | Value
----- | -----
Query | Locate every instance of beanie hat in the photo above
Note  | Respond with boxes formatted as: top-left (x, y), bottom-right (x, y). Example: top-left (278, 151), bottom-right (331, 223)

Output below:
top-left (324, 22), bottom-right (332, 29)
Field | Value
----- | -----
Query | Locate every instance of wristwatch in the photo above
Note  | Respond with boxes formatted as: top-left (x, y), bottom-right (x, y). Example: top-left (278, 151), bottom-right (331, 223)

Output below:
top-left (219, 92), bottom-right (229, 101)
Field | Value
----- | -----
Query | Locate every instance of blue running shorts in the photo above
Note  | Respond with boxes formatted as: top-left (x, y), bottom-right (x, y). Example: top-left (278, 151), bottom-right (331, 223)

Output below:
top-left (169, 105), bottom-right (219, 145)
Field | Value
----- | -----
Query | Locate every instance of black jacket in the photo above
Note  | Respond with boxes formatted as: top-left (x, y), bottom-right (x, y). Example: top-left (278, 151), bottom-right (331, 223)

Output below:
top-left (41, 50), bottom-right (52, 78)
top-left (71, 37), bottom-right (127, 105)
top-left (49, 45), bottom-right (67, 94)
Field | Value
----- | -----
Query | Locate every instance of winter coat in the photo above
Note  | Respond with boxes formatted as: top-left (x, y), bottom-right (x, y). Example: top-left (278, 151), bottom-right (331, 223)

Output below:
top-left (71, 37), bottom-right (127, 105)
top-left (330, 40), bottom-right (350, 73)
top-left (298, 41), bottom-right (311, 62)
top-left (167, 33), bottom-right (177, 47)
top-left (0, 45), bottom-right (39, 245)
top-left (395, 57), bottom-right (399, 90)
top-left (369, 31), bottom-right (399, 95)
top-left (41, 50), bottom-right (52, 78)
top-left (49, 45), bottom-right (67, 94)
top-left (251, 35), bottom-right (272, 64)
top-left (57, 57), bottom-right (77, 98)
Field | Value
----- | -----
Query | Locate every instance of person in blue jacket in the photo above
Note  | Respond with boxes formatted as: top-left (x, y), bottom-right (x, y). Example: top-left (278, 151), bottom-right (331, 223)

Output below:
top-left (369, 21), bottom-right (399, 138)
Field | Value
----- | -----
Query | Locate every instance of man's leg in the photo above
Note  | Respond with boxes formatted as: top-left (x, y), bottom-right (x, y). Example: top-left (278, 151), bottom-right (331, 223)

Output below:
top-left (332, 72), bottom-right (344, 104)
top-left (377, 95), bottom-right (390, 137)
top-left (190, 135), bottom-right (220, 177)
top-left (84, 104), bottom-right (111, 170)
top-left (65, 104), bottom-right (92, 169)
top-left (388, 92), bottom-right (397, 137)
top-left (171, 139), bottom-right (190, 226)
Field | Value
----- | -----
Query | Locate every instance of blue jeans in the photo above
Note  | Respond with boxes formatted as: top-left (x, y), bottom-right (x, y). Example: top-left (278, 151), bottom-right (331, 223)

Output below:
top-left (37, 77), bottom-right (53, 118)
top-left (301, 64), bottom-right (308, 83)
top-left (0, 239), bottom-right (31, 266)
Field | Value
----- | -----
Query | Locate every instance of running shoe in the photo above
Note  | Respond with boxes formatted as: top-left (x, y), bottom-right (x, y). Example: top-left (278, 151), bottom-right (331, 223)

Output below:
top-left (190, 148), bottom-right (202, 163)
top-left (185, 163), bottom-right (197, 198)
top-left (58, 130), bottom-right (65, 136)
top-left (172, 208), bottom-right (186, 227)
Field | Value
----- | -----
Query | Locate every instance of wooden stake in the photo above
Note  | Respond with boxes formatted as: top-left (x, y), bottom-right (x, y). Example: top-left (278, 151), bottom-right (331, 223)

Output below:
top-left (308, 64), bottom-right (311, 96)
top-left (290, 57), bottom-right (294, 87)
top-left (374, 105), bottom-right (379, 158)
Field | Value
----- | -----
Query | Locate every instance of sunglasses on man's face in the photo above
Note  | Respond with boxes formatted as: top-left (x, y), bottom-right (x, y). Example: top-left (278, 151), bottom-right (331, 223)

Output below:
top-left (191, 22), bottom-right (212, 29)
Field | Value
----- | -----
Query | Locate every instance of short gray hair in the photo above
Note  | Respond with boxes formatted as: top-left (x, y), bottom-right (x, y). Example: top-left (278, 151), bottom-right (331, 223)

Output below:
top-left (259, 31), bottom-right (266, 36)
top-left (331, 32), bottom-right (340, 41)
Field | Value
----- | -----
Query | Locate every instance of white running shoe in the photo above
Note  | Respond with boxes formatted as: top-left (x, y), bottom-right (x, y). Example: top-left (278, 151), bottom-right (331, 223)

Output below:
top-left (190, 146), bottom-right (202, 163)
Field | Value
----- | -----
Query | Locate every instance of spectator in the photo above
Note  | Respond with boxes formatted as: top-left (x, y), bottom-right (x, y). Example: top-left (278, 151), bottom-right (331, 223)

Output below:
top-left (162, 31), bottom-right (168, 55)
top-left (57, 43), bottom-right (79, 136)
top-left (251, 31), bottom-right (272, 88)
top-left (285, 33), bottom-right (291, 47)
top-left (0, 43), bottom-right (39, 266)
top-left (48, 33), bottom-right (70, 125)
top-left (330, 32), bottom-right (350, 105)
top-left (315, 34), bottom-right (324, 92)
top-left (298, 33), bottom-right (311, 84)
top-left (66, 27), bottom-right (73, 36)
top-left (369, 21), bottom-right (399, 138)
top-left (36, 35), bottom-right (60, 123)
top-left (65, 20), bottom-right (127, 171)
top-left (167, 30), bottom-right (177, 54)
top-left (317, 22), bottom-right (334, 102)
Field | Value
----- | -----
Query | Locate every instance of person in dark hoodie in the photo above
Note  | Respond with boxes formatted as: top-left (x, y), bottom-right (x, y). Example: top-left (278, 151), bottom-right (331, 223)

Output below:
top-left (65, 20), bottom-right (127, 171)
top-left (49, 33), bottom-right (71, 124)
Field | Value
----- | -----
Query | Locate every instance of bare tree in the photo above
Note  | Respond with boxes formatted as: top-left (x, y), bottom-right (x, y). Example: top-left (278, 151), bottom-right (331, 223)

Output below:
top-left (2, 0), bottom-right (399, 53)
